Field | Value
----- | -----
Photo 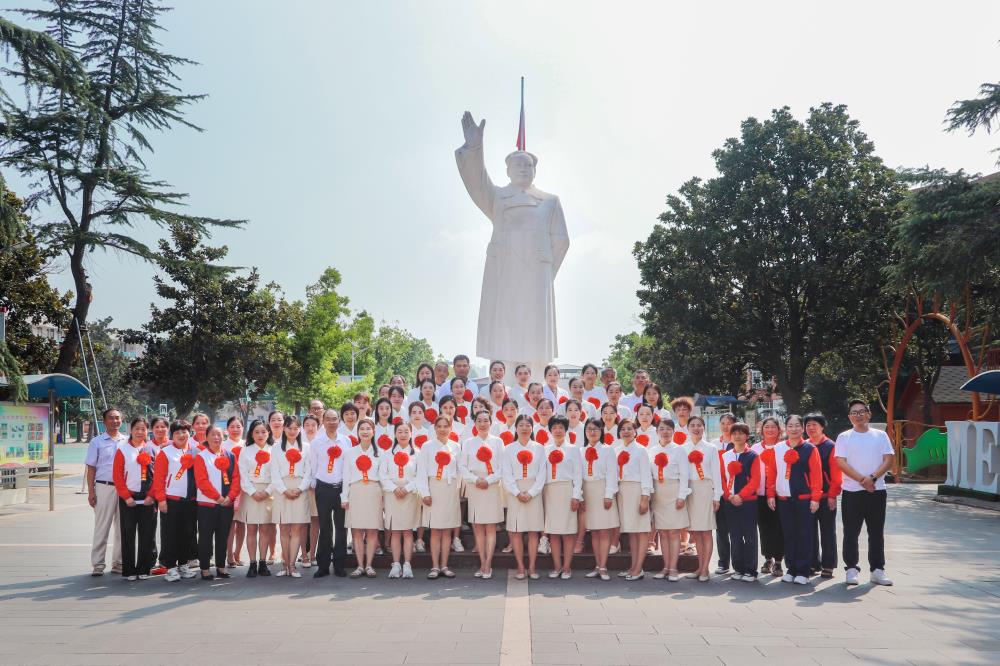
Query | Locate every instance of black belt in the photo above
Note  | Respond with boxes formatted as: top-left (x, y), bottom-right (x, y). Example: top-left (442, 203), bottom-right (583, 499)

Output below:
top-left (317, 479), bottom-right (343, 488)
top-left (95, 480), bottom-right (114, 486)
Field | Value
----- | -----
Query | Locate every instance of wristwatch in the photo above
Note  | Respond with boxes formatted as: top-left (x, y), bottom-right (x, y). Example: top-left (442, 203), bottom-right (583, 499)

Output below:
top-left (869, 474), bottom-right (877, 482)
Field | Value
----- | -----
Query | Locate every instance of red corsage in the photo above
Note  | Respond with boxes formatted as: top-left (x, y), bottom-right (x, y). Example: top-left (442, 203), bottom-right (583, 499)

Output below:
top-left (603, 433), bottom-right (614, 445)
top-left (254, 449), bottom-right (269, 477)
top-left (673, 432), bottom-right (687, 444)
top-left (476, 446), bottom-right (494, 474)
top-left (214, 455), bottom-right (230, 484)
top-left (327, 445), bottom-right (341, 473)
top-left (392, 416), bottom-right (403, 426)
top-left (586, 397), bottom-right (601, 409)
top-left (727, 460), bottom-right (742, 491)
top-left (688, 449), bottom-right (705, 480)
top-left (636, 434), bottom-right (650, 447)
top-left (584, 446), bottom-right (599, 475)
top-left (377, 434), bottom-right (392, 450)
top-left (548, 448), bottom-right (564, 480)
top-left (434, 450), bottom-right (451, 480)
top-left (500, 431), bottom-right (515, 445)
top-left (616, 451), bottom-right (630, 480)
top-left (535, 429), bottom-right (549, 444)
top-left (424, 408), bottom-right (438, 422)
top-left (568, 432), bottom-right (577, 444)
top-left (783, 448), bottom-right (799, 479)
top-left (516, 449), bottom-right (533, 478)
top-left (393, 451), bottom-right (409, 478)
top-left (654, 452), bottom-right (668, 482)
top-left (456, 405), bottom-right (469, 422)
top-left (136, 452), bottom-right (152, 482)
top-left (176, 453), bottom-right (195, 480)
top-left (356, 455), bottom-right (372, 483)
top-left (285, 447), bottom-right (302, 476)
top-left (414, 434), bottom-right (428, 448)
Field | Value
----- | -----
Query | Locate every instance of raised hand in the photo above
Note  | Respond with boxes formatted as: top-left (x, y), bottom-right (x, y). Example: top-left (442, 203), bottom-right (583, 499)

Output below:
top-left (462, 111), bottom-right (485, 148)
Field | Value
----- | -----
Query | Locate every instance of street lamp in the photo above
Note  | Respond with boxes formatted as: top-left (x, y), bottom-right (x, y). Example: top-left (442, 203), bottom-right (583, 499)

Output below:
top-left (350, 340), bottom-right (371, 382)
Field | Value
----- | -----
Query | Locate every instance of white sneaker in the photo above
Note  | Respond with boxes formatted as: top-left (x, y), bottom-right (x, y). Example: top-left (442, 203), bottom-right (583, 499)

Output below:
top-left (290, 571), bottom-right (302, 578)
top-left (728, 573), bottom-right (743, 582)
top-left (178, 565), bottom-right (197, 579)
top-left (375, 546), bottom-right (384, 555)
top-left (451, 537), bottom-right (465, 553)
top-left (793, 576), bottom-right (808, 585)
top-left (845, 568), bottom-right (860, 586)
top-left (871, 569), bottom-right (893, 586)
top-left (781, 573), bottom-right (794, 583)
top-left (414, 539), bottom-right (426, 553)
top-left (742, 574), bottom-right (756, 582)
top-left (401, 562), bottom-right (414, 579)
top-left (187, 559), bottom-right (199, 569)
top-left (164, 568), bottom-right (181, 582)
top-left (585, 568), bottom-right (600, 578)
top-left (560, 571), bottom-right (572, 580)
top-left (137, 574), bottom-right (149, 580)
top-left (126, 575), bottom-right (138, 582)
top-left (537, 535), bottom-right (551, 555)
top-left (548, 570), bottom-right (560, 579)
top-left (388, 562), bottom-right (402, 579)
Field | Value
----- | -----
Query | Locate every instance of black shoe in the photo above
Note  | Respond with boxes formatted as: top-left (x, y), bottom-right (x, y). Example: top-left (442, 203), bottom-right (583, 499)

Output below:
top-left (247, 562), bottom-right (258, 578)
top-left (313, 569), bottom-right (329, 579)
top-left (216, 570), bottom-right (231, 579)
top-left (333, 568), bottom-right (347, 578)
top-left (201, 573), bottom-right (214, 581)
top-left (257, 563), bottom-right (271, 577)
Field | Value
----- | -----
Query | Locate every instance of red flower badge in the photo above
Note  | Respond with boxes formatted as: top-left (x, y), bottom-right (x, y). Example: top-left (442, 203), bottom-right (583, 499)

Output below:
top-left (434, 450), bottom-right (451, 480)
top-left (500, 431), bottom-right (515, 446)
top-left (285, 447), bottom-right (302, 476)
top-left (727, 459), bottom-right (742, 492)
top-left (585, 446), bottom-right (599, 475)
top-left (326, 445), bottom-right (342, 473)
top-left (548, 448), bottom-right (564, 480)
top-left (783, 448), bottom-right (799, 480)
top-left (356, 455), bottom-right (372, 483)
top-left (254, 449), bottom-right (270, 477)
top-left (136, 451), bottom-right (152, 482)
top-left (476, 446), bottom-right (494, 474)
top-left (393, 451), bottom-right (409, 478)
top-left (377, 434), bottom-right (393, 450)
top-left (688, 449), bottom-right (705, 480)
top-left (516, 449), bottom-right (533, 478)
top-left (616, 450), bottom-right (630, 480)
top-left (654, 452), bottom-right (668, 482)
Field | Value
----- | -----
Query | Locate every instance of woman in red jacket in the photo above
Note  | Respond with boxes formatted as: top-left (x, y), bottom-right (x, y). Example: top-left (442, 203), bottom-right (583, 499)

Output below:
top-left (764, 414), bottom-right (822, 585)
top-left (112, 417), bottom-right (158, 581)
top-left (719, 422), bottom-right (761, 581)
top-left (805, 412), bottom-right (842, 578)
top-left (193, 426), bottom-right (241, 580)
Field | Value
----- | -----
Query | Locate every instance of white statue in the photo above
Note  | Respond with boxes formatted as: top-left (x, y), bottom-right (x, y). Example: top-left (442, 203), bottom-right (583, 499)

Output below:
top-left (455, 111), bottom-right (569, 380)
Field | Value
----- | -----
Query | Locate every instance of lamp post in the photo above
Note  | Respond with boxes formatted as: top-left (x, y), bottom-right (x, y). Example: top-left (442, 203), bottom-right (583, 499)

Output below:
top-left (350, 340), bottom-right (371, 382)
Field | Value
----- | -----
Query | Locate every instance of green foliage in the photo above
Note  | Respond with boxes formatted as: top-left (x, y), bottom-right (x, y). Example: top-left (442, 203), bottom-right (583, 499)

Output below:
top-left (634, 104), bottom-right (905, 413)
top-left (947, 80), bottom-right (1000, 160)
top-left (0, 1), bottom-right (243, 373)
top-left (125, 225), bottom-right (296, 417)
top-left (73, 316), bottom-right (147, 418)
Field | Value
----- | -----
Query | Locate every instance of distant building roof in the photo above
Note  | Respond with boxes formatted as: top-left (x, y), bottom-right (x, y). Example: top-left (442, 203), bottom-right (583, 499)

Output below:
top-left (931, 366), bottom-right (977, 404)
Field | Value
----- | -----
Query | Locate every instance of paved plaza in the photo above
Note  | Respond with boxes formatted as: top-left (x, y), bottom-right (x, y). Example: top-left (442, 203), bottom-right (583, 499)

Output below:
top-left (1, 470), bottom-right (998, 666)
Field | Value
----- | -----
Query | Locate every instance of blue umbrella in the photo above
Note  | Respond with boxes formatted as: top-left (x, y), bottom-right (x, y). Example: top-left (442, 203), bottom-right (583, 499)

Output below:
top-left (959, 370), bottom-right (1000, 395)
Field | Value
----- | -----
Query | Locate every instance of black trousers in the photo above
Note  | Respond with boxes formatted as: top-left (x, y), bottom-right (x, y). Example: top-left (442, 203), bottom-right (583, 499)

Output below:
top-left (197, 504), bottom-right (234, 571)
top-left (118, 499), bottom-right (156, 577)
top-left (841, 490), bottom-right (887, 572)
top-left (714, 503), bottom-right (730, 568)
top-left (757, 496), bottom-right (784, 560)
top-left (724, 501), bottom-right (758, 576)
top-left (777, 498), bottom-right (817, 578)
top-left (315, 480), bottom-right (347, 571)
top-left (150, 509), bottom-right (159, 567)
top-left (812, 499), bottom-right (838, 570)
top-left (160, 499), bottom-right (196, 569)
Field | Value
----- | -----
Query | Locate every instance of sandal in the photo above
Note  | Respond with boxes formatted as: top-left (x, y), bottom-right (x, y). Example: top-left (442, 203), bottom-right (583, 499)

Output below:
top-left (365, 566), bottom-right (377, 578)
top-left (653, 569), bottom-right (669, 579)
top-left (514, 570), bottom-right (526, 580)
top-left (427, 568), bottom-right (440, 579)
top-left (349, 567), bottom-right (364, 579)
top-left (441, 567), bottom-right (456, 578)
top-left (598, 568), bottom-right (610, 581)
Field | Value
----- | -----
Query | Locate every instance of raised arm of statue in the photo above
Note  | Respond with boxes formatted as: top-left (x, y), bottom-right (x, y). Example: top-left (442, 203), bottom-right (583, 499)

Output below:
top-left (455, 111), bottom-right (496, 221)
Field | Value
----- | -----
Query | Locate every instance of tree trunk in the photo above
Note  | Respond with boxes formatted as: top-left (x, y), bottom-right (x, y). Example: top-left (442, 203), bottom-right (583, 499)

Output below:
top-left (53, 243), bottom-right (91, 374)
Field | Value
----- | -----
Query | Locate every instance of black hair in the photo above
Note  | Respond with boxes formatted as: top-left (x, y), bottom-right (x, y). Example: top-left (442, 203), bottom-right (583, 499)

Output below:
top-left (101, 407), bottom-right (121, 420)
top-left (279, 415), bottom-right (302, 452)
top-left (357, 418), bottom-right (379, 457)
top-left (803, 412), bottom-right (827, 429)
top-left (340, 402), bottom-right (359, 418)
top-left (583, 417), bottom-right (605, 446)
top-left (731, 422), bottom-right (751, 437)
top-left (618, 417), bottom-right (636, 434)
top-left (548, 415), bottom-right (569, 433)
top-left (488, 380), bottom-right (505, 397)
top-left (225, 416), bottom-right (241, 428)
top-left (513, 414), bottom-right (535, 440)
top-left (302, 414), bottom-right (320, 428)
top-left (391, 421), bottom-right (415, 456)
top-left (687, 415), bottom-right (706, 427)
top-left (388, 385), bottom-right (405, 400)
top-left (453, 354), bottom-right (470, 365)
top-left (418, 378), bottom-right (437, 398)
top-left (414, 362), bottom-right (434, 387)
top-left (718, 412), bottom-right (737, 425)
top-left (474, 408), bottom-right (493, 423)
top-left (536, 397), bottom-right (554, 412)
top-left (489, 360), bottom-right (506, 371)
top-left (642, 383), bottom-right (664, 409)
top-left (450, 376), bottom-right (467, 392)
top-left (514, 363), bottom-right (530, 375)
top-left (246, 418), bottom-right (269, 444)
top-left (373, 397), bottom-right (393, 425)
top-left (501, 397), bottom-right (520, 411)
top-left (438, 395), bottom-right (457, 411)
top-left (129, 416), bottom-right (148, 433)
top-left (847, 399), bottom-right (869, 411)
top-left (563, 398), bottom-right (583, 417)
top-left (169, 419), bottom-right (191, 437)
top-left (784, 414), bottom-right (803, 427)
top-left (149, 416), bottom-right (169, 430)
top-left (191, 412), bottom-right (210, 427)
top-left (581, 363), bottom-right (599, 376)
top-left (656, 418), bottom-right (676, 430)
top-left (407, 401), bottom-right (426, 417)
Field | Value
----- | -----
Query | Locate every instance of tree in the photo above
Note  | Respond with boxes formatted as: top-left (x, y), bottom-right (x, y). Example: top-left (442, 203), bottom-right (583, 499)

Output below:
top-left (364, 321), bottom-right (434, 390)
top-left (0, 1), bottom-right (242, 374)
top-left (634, 104), bottom-right (906, 413)
top-left (125, 225), bottom-right (296, 417)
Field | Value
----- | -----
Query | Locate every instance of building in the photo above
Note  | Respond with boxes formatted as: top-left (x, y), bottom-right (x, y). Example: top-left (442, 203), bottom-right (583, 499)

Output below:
top-left (29, 322), bottom-right (144, 360)
top-left (897, 365), bottom-right (1000, 447)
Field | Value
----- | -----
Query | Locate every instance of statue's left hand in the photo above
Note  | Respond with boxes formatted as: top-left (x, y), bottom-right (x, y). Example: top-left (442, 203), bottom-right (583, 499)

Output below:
top-left (462, 111), bottom-right (485, 149)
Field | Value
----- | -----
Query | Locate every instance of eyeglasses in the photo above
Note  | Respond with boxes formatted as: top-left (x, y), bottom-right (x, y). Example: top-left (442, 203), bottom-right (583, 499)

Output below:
top-left (848, 410), bottom-right (869, 417)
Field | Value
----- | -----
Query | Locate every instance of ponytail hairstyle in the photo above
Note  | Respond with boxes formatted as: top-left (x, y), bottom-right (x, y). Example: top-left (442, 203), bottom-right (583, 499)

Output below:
top-left (279, 414), bottom-right (302, 452)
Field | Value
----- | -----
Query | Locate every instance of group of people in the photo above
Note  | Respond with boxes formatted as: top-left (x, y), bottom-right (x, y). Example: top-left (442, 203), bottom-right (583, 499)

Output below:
top-left (85, 358), bottom-right (895, 587)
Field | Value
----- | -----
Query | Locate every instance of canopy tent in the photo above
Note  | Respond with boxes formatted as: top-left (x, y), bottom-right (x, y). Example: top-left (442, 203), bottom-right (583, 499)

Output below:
top-left (693, 394), bottom-right (743, 408)
top-left (960, 370), bottom-right (1000, 396)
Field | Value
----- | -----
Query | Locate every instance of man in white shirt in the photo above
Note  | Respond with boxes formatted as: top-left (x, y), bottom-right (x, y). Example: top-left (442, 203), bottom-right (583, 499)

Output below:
top-left (620, 369), bottom-right (649, 412)
top-left (85, 408), bottom-right (126, 576)
top-left (436, 354), bottom-right (476, 400)
top-left (310, 409), bottom-right (351, 578)
top-left (835, 399), bottom-right (895, 587)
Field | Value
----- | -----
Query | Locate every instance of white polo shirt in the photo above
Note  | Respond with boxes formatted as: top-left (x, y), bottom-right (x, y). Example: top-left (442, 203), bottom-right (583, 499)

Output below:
top-left (834, 427), bottom-right (893, 492)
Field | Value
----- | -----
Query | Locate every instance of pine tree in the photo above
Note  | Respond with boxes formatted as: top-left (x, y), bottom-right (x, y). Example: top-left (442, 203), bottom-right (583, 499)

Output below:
top-left (0, 1), bottom-right (242, 374)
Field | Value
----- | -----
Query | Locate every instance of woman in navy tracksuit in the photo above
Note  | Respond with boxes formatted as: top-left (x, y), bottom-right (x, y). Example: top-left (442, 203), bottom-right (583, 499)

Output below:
top-left (764, 414), bottom-right (822, 585)
top-left (720, 422), bottom-right (761, 581)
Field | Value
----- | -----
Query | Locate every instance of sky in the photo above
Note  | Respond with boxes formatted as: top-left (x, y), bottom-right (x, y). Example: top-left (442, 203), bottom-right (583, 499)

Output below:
top-left (6, 0), bottom-right (1000, 368)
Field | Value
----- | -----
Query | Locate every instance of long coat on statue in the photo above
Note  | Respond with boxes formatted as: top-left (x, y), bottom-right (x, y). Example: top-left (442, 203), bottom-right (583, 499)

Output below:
top-left (456, 144), bottom-right (570, 364)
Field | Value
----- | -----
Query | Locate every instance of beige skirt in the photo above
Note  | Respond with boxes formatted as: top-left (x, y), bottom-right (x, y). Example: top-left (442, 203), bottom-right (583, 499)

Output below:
top-left (421, 477), bottom-right (461, 529)
top-left (308, 489), bottom-right (318, 518)
top-left (270, 476), bottom-right (311, 524)
top-left (652, 478), bottom-right (689, 530)
top-left (687, 478), bottom-right (717, 531)
top-left (345, 480), bottom-right (384, 530)
top-left (383, 482), bottom-right (421, 531)
top-left (582, 479), bottom-right (619, 530)
top-left (617, 480), bottom-right (651, 533)
top-left (466, 481), bottom-right (503, 524)
top-left (543, 481), bottom-right (577, 535)
top-left (505, 478), bottom-right (544, 533)
top-left (235, 481), bottom-right (272, 525)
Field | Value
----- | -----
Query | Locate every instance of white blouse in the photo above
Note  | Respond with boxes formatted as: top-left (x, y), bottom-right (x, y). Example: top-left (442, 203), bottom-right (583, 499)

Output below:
top-left (268, 442), bottom-right (312, 494)
top-left (686, 439), bottom-right (723, 501)
top-left (578, 444), bottom-right (620, 498)
top-left (647, 442), bottom-right (691, 500)
top-left (377, 444), bottom-right (419, 494)
top-left (415, 437), bottom-right (461, 495)
top-left (543, 442), bottom-right (583, 500)
top-left (341, 444), bottom-right (382, 502)
top-left (238, 443), bottom-right (272, 487)
top-left (613, 440), bottom-right (653, 495)
top-left (459, 435), bottom-right (504, 485)
top-left (501, 441), bottom-right (546, 498)
top-left (634, 425), bottom-right (657, 447)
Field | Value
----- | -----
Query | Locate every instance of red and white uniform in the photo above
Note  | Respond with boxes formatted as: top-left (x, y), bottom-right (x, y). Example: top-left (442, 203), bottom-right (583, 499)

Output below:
top-left (112, 440), bottom-right (158, 500)
top-left (151, 444), bottom-right (196, 502)
top-left (193, 447), bottom-right (241, 507)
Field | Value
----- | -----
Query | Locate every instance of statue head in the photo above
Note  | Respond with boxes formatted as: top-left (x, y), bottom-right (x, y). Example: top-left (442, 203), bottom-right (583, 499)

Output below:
top-left (505, 151), bottom-right (537, 188)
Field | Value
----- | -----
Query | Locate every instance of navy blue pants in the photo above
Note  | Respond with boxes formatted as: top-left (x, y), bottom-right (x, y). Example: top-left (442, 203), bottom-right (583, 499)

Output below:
top-left (777, 498), bottom-right (816, 578)
top-left (723, 500), bottom-right (758, 577)
top-left (714, 503), bottom-right (730, 569)
top-left (812, 500), bottom-right (838, 570)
